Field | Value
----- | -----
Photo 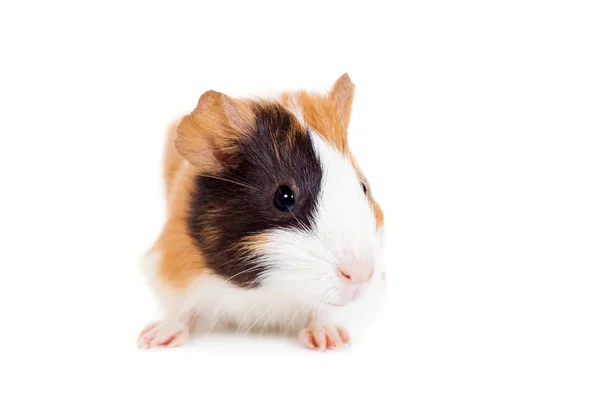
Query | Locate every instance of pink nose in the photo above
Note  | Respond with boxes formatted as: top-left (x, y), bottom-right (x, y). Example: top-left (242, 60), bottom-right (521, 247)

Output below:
top-left (338, 263), bottom-right (374, 284)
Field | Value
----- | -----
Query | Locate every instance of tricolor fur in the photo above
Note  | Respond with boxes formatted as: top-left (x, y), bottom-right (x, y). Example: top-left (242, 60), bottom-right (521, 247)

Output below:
top-left (139, 74), bottom-right (386, 349)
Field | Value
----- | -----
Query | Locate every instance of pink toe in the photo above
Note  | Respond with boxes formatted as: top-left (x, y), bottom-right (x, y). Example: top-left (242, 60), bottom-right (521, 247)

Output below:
top-left (338, 328), bottom-right (351, 344)
top-left (299, 330), bottom-right (316, 349)
top-left (313, 329), bottom-right (327, 351)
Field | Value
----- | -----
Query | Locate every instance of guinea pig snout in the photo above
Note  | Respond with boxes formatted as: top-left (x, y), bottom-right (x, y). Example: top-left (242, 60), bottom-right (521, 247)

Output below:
top-left (338, 262), bottom-right (374, 284)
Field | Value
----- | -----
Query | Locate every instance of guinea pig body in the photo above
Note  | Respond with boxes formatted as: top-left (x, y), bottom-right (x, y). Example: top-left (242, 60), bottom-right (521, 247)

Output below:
top-left (138, 74), bottom-right (386, 350)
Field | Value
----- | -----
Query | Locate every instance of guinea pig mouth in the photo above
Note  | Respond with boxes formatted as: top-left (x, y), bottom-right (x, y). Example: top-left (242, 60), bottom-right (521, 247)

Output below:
top-left (326, 301), bottom-right (349, 307)
top-left (326, 287), bottom-right (365, 307)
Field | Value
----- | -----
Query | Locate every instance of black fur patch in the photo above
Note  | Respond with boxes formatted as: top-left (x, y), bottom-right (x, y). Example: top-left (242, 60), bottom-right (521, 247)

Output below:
top-left (187, 103), bottom-right (323, 287)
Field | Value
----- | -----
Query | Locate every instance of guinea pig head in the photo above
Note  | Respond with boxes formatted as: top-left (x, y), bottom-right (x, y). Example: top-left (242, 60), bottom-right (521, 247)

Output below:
top-left (175, 74), bottom-right (385, 307)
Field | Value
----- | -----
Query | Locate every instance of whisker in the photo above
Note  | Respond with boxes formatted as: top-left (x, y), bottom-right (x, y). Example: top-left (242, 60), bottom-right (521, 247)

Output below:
top-left (283, 307), bottom-right (306, 337)
top-left (258, 299), bottom-right (291, 337)
top-left (206, 306), bottom-right (231, 337)
top-left (236, 302), bottom-right (260, 335)
top-left (163, 170), bottom-right (256, 190)
top-left (244, 306), bottom-right (276, 336)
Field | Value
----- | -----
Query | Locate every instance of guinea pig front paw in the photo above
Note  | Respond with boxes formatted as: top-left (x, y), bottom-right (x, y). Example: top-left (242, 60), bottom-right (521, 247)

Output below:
top-left (138, 316), bottom-right (193, 349)
top-left (298, 322), bottom-right (350, 351)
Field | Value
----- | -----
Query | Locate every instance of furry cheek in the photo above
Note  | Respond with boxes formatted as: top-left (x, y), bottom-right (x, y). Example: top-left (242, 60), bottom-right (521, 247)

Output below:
top-left (254, 228), bottom-right (341, 306)
top-left (256, 227), bottom-right (384, 307)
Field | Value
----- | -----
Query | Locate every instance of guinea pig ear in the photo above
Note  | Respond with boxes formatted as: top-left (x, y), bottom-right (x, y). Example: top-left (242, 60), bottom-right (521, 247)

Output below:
top-left (329, 73), bottom-right (355, 131)
top-left (175, 90), bottom-right (254, 172)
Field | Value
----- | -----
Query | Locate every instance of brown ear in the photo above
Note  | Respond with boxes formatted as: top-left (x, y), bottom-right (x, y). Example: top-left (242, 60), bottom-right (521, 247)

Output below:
top-left (175, 90), bottom-right (254, 172)
top-left (329, 73), bottom-right (355, 131)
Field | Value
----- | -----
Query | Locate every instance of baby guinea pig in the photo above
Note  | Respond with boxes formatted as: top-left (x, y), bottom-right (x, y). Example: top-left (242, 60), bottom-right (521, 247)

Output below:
top-left (138, 73), bottom-right (386, 351)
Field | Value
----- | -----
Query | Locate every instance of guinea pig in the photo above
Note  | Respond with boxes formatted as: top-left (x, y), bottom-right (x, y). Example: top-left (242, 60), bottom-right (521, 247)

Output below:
top-left (138, 73), bottom-right (386, 351)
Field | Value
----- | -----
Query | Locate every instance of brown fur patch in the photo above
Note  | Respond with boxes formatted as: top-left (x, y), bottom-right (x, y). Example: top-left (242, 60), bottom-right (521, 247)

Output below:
top-left (153, 157), bottom-right (209, 289)
top-left (232, 233), bottom-right (270, 257)
top-left (290, 91), bottom-right (349, 154)
top-left (280, 73), bottom-right (355, 154)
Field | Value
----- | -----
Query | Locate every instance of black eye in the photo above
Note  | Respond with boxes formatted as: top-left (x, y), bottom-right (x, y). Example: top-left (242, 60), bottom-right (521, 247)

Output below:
top-left (360, 181), bottom-right (368, 195)
top-left (274, 185), bottom-right (295, 212)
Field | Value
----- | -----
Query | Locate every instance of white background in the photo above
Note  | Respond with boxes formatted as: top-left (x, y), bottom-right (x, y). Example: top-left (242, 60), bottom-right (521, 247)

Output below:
top-left (1, 1), bottom-right (599, 399)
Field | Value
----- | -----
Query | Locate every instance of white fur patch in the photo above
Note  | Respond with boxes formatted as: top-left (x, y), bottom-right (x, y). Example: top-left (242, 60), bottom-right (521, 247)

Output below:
top-left (257, 131), bottom-right (385, 310)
